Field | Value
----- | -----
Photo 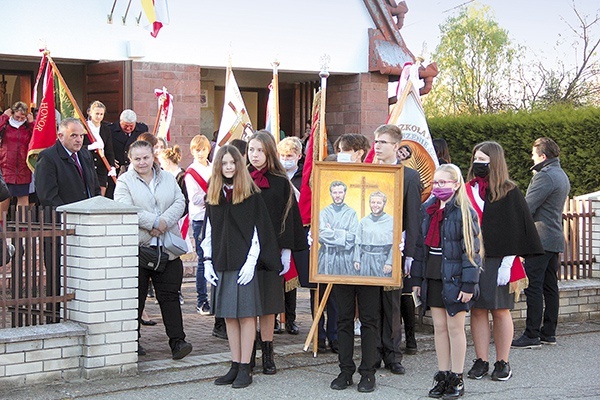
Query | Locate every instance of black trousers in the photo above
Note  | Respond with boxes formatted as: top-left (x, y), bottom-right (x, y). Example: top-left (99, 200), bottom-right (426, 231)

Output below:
top-left (335, 284), bottom-right (381, 376)
top-left (138, 257), bottom-right (185, 350)
top-left (284, 288), bottom-right (297, 324)
top-left (524, 251), bottom-right (560, 339)
top-left (380, 288), bottom-right (403, 365)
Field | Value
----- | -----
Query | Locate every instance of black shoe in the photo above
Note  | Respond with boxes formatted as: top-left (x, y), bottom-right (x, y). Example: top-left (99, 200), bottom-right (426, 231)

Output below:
top-left (405, 329), bottom-right (417, 355)
top-left (212, 318), bottom-right (228, 340)
top-left (137, 344), bottom-right (147, 356)
top-left (273, 319), bottom-right (284, 334)
top-left (329, 339), bottom-right (339, 354)
top-left (330, 372), bottom-right (353, 390)
top-left (357, 374), bottom-right (375, 392)
top-left (511, 334), bottom-right (541, 349)
top-left (215, 362), bottom-right (239, 385)
top-left (285, 321), bottom-right (299, 335)
top-left (428, 371), bottom-right (448, 398)
top-left (140, 319), bottom-right (157, 326)
top-left (261, 340), bottom-right (277, 375)
top-left (442, 372), bottom-right (464, 399)
top-left (232, 363), bottom-right (252, 388)
top-left (318, 339), bottom-right (327, 352)
top-left (171, 340), bottom-right (193, 360)
top-left (491, 360), bottom-right (512, 381)
top-left (540, 335), bottom-right (557, 345)
top-left (466, 358), bottom-right (489, 380)
top-left (404, 345), bottom-right (418, 355)
top-left (387, 362), bottom-right (406, 375)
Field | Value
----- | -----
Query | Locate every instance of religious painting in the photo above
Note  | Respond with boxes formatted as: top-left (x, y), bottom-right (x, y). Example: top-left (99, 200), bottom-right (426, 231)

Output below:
top-left (309, 162), bottom-right (405, 287)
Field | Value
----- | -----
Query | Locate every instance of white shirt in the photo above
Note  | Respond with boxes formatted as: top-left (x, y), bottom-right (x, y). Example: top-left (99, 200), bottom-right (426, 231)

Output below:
top-left (184, 160), bottom-right (212, 221)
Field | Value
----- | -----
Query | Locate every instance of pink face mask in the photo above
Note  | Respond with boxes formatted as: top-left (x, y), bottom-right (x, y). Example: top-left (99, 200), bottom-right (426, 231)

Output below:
top-left (432, 187), bottom-right (455, 201)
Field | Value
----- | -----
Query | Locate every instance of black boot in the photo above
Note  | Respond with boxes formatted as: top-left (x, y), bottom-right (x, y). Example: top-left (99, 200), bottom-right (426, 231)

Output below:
top-left (214, 361), bottom-right (239, 385)
top-left (442, 372), bottom-right (464, 399)
top-left (212, 317), bottom-right (228, 340)
top-left (261, 340), bottom-right (277, 375)
top-left (428, 371), bottom-right (448, 398)
top-left (232, 363), bottom-right (252, 388)
top-left (249, 335), bottom-right (258, 370)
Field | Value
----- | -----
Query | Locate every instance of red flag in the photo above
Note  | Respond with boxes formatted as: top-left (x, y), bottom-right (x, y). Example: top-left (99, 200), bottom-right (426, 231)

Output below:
top-left (297, 91), bottom-right (324, 225)
top-left (27, 58), bottom-right (56, 172)
top-left (141, 0), bottom-right (169, 38)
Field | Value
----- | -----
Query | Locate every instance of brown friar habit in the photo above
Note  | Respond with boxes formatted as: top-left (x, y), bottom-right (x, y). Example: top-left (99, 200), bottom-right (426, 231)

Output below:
top-left (481, 186), bottom-right (544, 258)
top-left (205, 191), bottom-right (282, 272)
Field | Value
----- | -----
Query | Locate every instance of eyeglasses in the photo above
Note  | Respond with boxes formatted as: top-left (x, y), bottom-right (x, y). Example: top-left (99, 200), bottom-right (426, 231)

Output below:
top-left (373, 139), bottom-right (394, 145)
top-left (430, 180), bottom-right (457, 187)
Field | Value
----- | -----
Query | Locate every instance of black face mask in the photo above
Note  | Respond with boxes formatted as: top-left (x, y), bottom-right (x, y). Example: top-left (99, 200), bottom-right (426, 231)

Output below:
top-left (472, 162), bottom-right (490, 178)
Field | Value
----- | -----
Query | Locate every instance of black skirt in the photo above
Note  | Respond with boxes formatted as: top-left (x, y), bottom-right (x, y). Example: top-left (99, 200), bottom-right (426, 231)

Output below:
top-left (427, 279), bottom-right (445, 308)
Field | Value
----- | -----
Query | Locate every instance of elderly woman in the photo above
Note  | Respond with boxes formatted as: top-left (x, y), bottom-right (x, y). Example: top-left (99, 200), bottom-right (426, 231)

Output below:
top-left (114, 140), bottom-right (192, 360)
top-left (0, 101), bottom-right (34, 221)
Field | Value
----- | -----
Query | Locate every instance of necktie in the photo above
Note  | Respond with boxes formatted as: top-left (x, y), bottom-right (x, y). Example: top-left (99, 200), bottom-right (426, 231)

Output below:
top-left (71, 153), bottom-right (84, 180)
top-left (224, 187), bottom-right (233, 202)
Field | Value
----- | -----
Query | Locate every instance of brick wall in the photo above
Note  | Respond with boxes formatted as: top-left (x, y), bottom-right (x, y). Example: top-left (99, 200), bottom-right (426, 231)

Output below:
top-left (132, 62), bottom-right (202, 167)
top-left (326, 73), bottom-right (388, 145)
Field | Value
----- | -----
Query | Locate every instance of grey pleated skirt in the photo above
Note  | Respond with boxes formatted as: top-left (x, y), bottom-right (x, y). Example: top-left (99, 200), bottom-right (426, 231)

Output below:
top-left (213, 270), bottom-right (264, 318)
top-left (472, 256), bottom-right (514, 310)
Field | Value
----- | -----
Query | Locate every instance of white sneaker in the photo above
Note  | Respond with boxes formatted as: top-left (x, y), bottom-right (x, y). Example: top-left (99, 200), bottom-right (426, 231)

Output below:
top-left (7, 244), bottom-right (16, 258)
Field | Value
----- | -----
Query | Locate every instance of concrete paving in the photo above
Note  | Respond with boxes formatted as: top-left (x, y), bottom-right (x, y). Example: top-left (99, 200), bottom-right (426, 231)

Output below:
top-left (4, 299), bottom-right (600, 399)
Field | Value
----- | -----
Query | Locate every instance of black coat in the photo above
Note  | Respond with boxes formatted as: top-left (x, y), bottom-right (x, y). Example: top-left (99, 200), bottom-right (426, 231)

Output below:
top-left (83, 123), bottom-right (115, 187)
top-left (109, 122), bottom-right (149, 169)
top-left (35, 140), bottom-right (101, 207)
top-left (412, 196), bottom-right (481, 316)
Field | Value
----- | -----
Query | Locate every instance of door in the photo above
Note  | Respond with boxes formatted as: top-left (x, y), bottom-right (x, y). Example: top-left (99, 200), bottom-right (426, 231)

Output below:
top-left (84, 61), bottom-right (132, 123)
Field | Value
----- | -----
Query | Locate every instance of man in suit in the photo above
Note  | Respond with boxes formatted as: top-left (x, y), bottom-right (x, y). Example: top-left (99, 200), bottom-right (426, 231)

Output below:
top-left (35, 117), bottom-right (101, 320)
top-left (372, 124), bottom-right (422, 377)
top-left (106, 109), bottom-right (148, 198)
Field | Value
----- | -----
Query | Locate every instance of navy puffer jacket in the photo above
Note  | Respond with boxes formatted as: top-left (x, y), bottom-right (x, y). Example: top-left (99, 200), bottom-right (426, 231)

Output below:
top-left (412, 196), bottom-right (482, 316)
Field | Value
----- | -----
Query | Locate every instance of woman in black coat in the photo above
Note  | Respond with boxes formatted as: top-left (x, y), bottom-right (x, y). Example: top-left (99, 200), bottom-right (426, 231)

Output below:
top-left (84, 101), bottom-right (115, 196)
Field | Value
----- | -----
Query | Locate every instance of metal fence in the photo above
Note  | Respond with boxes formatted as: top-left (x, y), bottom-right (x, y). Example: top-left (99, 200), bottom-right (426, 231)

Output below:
top-left (560, 198), bottom-right (596, 280)
top-left (0, 206), bottom-right (74, 328)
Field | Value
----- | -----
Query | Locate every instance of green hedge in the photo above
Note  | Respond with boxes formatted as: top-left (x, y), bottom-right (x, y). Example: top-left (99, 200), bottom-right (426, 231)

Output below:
top-left (427, 106), bottom-right (600, 196)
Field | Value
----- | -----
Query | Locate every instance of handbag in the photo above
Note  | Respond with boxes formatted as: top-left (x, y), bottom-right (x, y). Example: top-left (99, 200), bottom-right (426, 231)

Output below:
top-left (163, 231), bottom-right (188, 257)
top-left (139, 240), bottom-right (169, 272)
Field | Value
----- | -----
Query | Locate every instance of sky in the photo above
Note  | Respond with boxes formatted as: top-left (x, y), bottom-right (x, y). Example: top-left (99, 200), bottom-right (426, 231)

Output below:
top-left (399, 0), bottom-right (599, 70)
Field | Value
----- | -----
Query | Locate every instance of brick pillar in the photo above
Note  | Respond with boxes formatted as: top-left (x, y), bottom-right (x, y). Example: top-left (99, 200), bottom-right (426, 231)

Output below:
top-left (57, 196), bottom-right (139, 379)
top-left (576, 193), bottom-right (600, 278)
top-left (327, 72), bottom-right (388, 145)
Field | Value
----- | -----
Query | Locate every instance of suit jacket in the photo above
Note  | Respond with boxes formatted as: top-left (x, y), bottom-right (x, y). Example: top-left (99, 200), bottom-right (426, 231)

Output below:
top-left (403, 166), bottom-right (423, 259)
top-left (35, 140), bottom-right (101, 207)
top-left (109, 122), bottom-right (149, 168)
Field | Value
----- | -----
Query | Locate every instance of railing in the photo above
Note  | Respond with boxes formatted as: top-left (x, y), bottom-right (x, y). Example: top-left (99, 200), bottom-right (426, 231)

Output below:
top-left (0, 206), bottom-right (75, 328)
top-left (560, 198), bottom-right (596, 280)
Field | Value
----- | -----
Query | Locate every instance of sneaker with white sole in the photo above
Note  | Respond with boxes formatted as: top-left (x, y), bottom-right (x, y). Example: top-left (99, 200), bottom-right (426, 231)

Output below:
top-left (491, 360), bottom-right (512, 381)
top-left (467, 358), bottom-right (489, 380)
top-left (197, 301), bottom-right (211, 315)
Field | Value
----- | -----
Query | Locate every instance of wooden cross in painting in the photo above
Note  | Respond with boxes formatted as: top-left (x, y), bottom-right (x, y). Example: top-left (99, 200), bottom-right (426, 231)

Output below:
top-left (350, 176), bottom-right (379, 218)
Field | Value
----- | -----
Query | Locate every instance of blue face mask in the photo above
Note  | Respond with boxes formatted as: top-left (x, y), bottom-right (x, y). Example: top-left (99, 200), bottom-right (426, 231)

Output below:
top-left (280, 159), bottom-right (297, 170)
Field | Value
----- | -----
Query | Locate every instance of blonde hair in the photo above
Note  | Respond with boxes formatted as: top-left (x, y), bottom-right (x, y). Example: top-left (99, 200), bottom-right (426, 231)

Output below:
top-left (190, 134), bottom-right (211, 152)
top-left (161, 145), bottom-right (182, 165)
top-left (207, 145), bottom-right (259, 205)
top-left (87, 100), bottom-right (106, 113)
top-left (437, 163), bottom-right (483, 265)
top-left (277, 136), bottom-right (302, 155)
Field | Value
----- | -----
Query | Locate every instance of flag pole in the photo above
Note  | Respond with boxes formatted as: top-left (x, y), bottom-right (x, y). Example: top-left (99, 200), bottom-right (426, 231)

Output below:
top-left (317, 55), bottom-right (330, 162)
top-left (151, 90), bottom-right (166, 137)
top-left (271, 59), bottom-right (280, 143)
top-left (46, 55), bottom-right (116, 184)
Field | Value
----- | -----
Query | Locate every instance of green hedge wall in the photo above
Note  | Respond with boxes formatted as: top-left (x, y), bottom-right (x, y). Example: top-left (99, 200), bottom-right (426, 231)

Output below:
top-left (427, 106), bottom-right (600, 196)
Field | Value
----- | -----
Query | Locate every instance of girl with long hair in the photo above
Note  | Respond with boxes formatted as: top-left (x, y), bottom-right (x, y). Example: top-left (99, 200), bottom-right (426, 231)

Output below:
top-left (201, 145), bottom-right (282, 388)
top-left (85, 101), bottom-right (116, 196)
top-left (246, 131), bottom-right (308, 374)
top-left (412, 164), bottom-right (482, 399)
top-left (464, 141), bottom-right (542, 382)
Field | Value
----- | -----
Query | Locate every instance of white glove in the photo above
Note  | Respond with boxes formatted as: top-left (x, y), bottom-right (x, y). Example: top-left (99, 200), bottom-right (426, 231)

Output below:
top-left (88, 140), bottom-right (104, 151)
top-left (108, 167), bottom-right (117, 177)
top-left (404, 256), bottom-right (413, 276)
top-left (204, 260), bottom-right (218, 286)
top-left (307, 231), bottom-right (313, 247)
top-left (280, 248), bottom-right (291, 276)
top-left (497, 255), bottom-right (514, 286)
top-left (238, 255), bottom-right (257, 285)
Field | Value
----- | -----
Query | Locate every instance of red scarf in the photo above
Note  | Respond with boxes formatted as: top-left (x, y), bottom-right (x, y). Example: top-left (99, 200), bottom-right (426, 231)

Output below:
top-left (469, 176), bottom-right (489, 200)
top-left (425, 200), bottom-right (444, 248)
top-left (250, 167), bottom-right (270, 189)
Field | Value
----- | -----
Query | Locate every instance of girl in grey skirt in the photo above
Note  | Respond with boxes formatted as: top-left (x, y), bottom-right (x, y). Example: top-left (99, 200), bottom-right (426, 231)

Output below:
top-left (201, 145), bottom-right (282, 389)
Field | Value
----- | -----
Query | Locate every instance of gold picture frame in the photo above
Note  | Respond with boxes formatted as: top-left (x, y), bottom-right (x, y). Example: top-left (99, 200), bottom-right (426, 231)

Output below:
top-left (309, 162), bottom-right (405, 287)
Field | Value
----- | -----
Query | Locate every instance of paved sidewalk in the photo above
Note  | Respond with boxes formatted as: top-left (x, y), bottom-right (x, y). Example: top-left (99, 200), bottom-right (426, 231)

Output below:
top-left (4, 321), bottom-right (600, 399)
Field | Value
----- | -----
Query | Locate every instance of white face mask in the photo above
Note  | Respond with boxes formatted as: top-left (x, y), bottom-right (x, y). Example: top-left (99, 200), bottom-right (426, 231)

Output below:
top-left (280, 159), bottom-right (297, 170)
top-left (8, 117), bottom-right (26, 129)
top-left (337, 153), bottom-right (353, 163)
